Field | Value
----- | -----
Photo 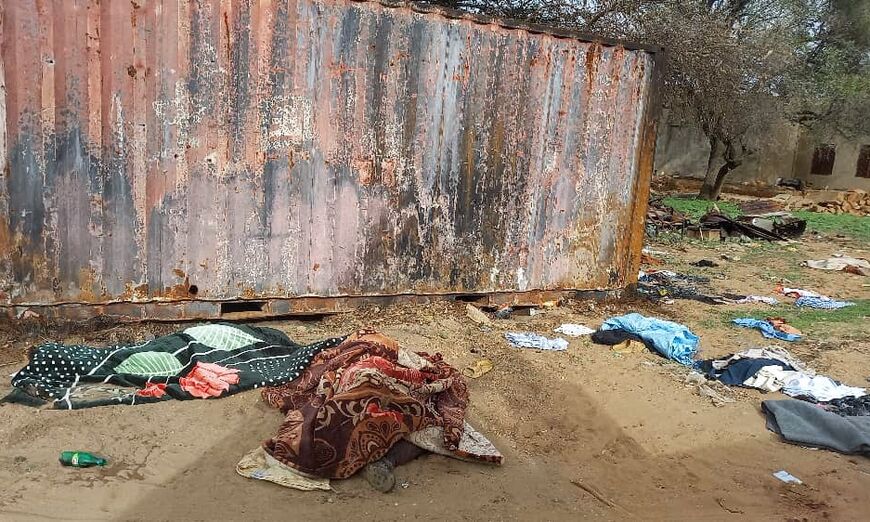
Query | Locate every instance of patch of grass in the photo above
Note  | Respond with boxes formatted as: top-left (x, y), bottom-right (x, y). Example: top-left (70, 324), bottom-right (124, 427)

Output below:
top-left (722, 299), bottom-right (870, 336)
top-left (793, 211), bottom-right (870, 243)
top-left (662, 196), bottom-right (742, 220)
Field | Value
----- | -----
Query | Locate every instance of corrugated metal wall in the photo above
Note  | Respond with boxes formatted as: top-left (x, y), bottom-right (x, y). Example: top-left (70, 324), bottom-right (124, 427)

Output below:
top-left (0, 0), bottom-right (660, 309)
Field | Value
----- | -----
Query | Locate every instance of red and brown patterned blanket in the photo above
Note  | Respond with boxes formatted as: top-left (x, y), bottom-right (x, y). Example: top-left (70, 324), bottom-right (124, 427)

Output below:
top-left (261, 330), bottom-right (485, 479)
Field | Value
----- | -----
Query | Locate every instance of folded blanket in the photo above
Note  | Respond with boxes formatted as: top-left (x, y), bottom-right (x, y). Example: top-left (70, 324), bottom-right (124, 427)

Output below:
top-left (11, 323), bottom-right (344, 409)
top-left (762, 400), bottom-right (870, 455)
top-left (262, 330), bottom-right (501, 479)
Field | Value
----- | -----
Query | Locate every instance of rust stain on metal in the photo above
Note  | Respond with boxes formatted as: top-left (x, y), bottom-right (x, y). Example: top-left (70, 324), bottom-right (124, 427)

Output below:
top-left (0, 0), bottom-right (661, 314)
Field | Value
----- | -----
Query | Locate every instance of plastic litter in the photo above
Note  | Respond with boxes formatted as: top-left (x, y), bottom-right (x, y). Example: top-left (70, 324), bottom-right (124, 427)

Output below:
top-left (59, 451), bottom-right (107, 468)
top-left (772, 470), bottom-right (802, 484)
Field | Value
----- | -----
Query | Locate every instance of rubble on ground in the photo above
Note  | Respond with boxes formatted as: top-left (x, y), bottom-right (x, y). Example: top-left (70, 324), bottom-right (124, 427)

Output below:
top-left (774, 189), bottom-right (870, 217)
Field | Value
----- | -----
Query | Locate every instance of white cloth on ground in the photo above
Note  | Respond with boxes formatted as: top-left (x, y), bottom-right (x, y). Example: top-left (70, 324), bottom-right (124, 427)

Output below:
top-left (780, 287), bottom-right (822, 298)
top-left (735, 295), bottom-right (779, 305)
top-left (554, 324), bottom-right (595, 337)
top-left (236, 447), bottom-right (331, 491)
top-left (781, 374), bottom-right (866, 402)
top-left (804, 257), bottom-right (870, 271)
top-left (504, 332), bottom-right (568, 351)
top-left (718, 346), bottom-right (865, 400)
top-left (742, 365), bottom-right (795, 392)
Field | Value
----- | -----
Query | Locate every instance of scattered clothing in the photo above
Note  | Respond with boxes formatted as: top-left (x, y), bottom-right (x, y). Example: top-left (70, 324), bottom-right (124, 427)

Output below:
top-left (638, 270), bottom-right (743, 305)
top-left (591, 329), bottom-right (644, 346)
top-left (763, 400), bottom-right (870, 455)
top-left (776, 285), bottom-right (855, 308)
top-left (262, 331), bottom-right (502, 479)
top-left (777, 286), bottom-right (822, 299)
top-left (743, 365), bottom-right (795, 392)
top-left (805, 256), bottom-right (870, 276)
top-left (795, 296), bottom-right (855, 309)
top-left (10, 323), bottom-right (343, 409)
top-left (735, 295), bottom-right (779, 305)
top-left (766, 317), bottom-right (801, 336)
top-left (706, 347), bottom-right (864, 400)
top-left (637, 270), bottom-right (745, 304)
top-left (237, 446), bottom-right (331, 491)
top-left (710, 347), bottom-right (813, 375)
top-left (178, 361), bottom-right (240, 398)
top-left (732, 318), bottom-right (801, 342)
top-left (554, 324), bottom-right (595, 337)
top-left (821, 396), bottom-right (870, 417)
top-left (690, 259), bottom-right (719, 267)
top-left (598, 313), bottom-right (699, 366)
top-left (405, 421), bottom-right (504, 464)
top-left (710, 358), bottom-right (796, 387)
top-left (772, 470), bottom-right (803, 484)
top-left (504, 332), bottom-right (568, 352)
top-left (782, 374), bottom-right (866, 402)
top-left (135, 382), bottom-right (168, 398)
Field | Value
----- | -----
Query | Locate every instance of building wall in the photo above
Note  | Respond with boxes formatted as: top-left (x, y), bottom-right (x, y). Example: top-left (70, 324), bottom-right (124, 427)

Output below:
top-left (792, 132), bottom-right (870, 191)
top-left (655, 119), bottom-right (869, 191)
top-left (654, 120), bottom-right (798, 187)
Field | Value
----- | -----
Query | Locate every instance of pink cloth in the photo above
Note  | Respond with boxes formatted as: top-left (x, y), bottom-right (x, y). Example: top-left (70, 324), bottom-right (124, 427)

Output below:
top-left (179, 362), bottom-right (240, 398)
top-left (136, 382), bottom-right (167, 398)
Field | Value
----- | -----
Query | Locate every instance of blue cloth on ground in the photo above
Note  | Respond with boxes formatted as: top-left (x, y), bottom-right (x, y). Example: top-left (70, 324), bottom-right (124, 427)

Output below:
top-left (732, 318), bottom-right (802, 342)
top-left (710, 358), bottom-right (795, 386)
top-left (599, 313), bottom-right (699, 366)
top-left (795, 296), bottom-right (854, 310)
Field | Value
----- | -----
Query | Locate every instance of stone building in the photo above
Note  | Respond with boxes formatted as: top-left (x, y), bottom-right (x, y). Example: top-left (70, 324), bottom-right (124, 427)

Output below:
top-left (656, 122), bottom-right (870, 191)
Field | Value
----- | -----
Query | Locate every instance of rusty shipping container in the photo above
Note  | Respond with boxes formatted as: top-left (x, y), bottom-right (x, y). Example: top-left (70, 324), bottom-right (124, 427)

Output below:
top-left (0, 0), bottom-right (662, 320)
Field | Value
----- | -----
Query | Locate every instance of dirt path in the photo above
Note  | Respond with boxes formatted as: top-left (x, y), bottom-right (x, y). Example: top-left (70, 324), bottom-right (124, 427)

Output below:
top-left (1, 235), bottom-right (868, 521)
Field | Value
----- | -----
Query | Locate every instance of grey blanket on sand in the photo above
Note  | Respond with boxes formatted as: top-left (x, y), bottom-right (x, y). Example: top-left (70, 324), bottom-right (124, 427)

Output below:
top-left (762, 400), bottom-right (870, 455)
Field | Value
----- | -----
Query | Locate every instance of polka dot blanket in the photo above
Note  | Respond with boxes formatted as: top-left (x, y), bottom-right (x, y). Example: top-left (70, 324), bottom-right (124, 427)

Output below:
top-left (10, 323), bottom-right (345, 409)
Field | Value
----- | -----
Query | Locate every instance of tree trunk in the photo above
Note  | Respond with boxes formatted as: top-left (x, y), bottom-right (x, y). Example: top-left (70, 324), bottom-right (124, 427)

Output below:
top-left (699, 138), bottom-right (743, 201)
top-left (699, 137), bottom-right (722, 200)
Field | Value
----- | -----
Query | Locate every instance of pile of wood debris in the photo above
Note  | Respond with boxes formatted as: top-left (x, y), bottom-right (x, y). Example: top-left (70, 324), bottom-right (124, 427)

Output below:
top-left (773, 189), bottom-right (870, 216)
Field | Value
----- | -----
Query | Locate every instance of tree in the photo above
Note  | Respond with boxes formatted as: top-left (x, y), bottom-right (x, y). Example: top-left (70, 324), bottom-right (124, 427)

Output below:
top-left (785, 0), bottom-right (870, 139)
top-left (424, 0), bottom-right (868, 200)
top-left (633, 1), bottom-right (802, 200)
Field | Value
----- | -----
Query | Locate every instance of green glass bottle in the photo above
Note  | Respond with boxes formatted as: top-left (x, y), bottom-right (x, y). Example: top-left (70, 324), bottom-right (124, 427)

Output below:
top-left (59, 451), bottom-right (107, 468)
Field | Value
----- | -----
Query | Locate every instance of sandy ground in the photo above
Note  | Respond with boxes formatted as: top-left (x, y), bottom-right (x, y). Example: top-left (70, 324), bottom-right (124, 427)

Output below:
top-left (0, 233), bottom-right (868, 521)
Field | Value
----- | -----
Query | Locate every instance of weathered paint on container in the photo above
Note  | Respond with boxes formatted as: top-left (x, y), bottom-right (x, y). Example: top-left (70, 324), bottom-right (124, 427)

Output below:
top-left (0, 0), bottom-right (661, 315)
